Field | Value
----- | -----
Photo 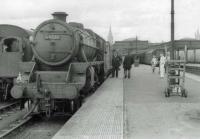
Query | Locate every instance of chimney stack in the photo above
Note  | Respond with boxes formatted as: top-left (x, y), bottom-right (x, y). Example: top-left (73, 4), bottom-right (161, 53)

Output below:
top-left (52, 12), bottom-right (68, 22)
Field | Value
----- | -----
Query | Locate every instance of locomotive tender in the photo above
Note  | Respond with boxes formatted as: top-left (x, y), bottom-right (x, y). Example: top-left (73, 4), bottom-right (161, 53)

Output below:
top-left (11, 12), bottom-right (112, 117)
top-left (0, 25), bottom-right (33, 101)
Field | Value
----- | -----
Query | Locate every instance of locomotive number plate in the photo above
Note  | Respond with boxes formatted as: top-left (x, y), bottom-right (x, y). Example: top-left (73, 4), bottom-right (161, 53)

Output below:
top-left (45, 34), bottom-right (60, 40)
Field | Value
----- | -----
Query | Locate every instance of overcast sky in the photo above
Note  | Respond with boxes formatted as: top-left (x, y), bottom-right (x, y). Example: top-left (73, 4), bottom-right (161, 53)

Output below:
top-left (0, 0), bottom-right (199, 42)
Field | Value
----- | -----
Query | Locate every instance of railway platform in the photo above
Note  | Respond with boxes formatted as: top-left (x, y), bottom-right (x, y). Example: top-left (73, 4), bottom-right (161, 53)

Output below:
top-left (53, 65), bottom-right (200, 139)
top-left (125, 65), bottom-right (200, 139)
top-left (53, 73), bottom-right (124, 139)
top-left (186, 63), bottom-right (200, 75)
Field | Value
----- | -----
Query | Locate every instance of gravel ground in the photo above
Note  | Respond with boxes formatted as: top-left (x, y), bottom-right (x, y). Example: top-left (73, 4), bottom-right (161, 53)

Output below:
top-left (0, 108), bottom-right (27, 131)
top-left (4, 116), bottom-right (69, 139)
top-left (124, 65), bottom-right (200, 139)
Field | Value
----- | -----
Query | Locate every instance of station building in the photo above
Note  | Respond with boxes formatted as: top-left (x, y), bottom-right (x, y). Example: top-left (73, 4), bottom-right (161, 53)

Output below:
top-left (112, 38), bottom-right (149, 56)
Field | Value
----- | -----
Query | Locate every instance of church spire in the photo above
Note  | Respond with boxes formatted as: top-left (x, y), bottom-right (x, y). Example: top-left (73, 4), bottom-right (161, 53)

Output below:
top-left (107, 25), bottom-right (114, 45)
top-left (195, 28), bottom-right (200, 40)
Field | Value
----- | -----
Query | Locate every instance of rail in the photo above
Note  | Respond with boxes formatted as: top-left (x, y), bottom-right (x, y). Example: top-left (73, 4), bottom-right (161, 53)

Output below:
top-left (0, 116), bottom-right (32, 138)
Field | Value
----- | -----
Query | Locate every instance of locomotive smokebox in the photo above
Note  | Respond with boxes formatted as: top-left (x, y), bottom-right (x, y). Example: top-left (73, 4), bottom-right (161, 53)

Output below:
top-left (52, 12), bottom-right (68, 22)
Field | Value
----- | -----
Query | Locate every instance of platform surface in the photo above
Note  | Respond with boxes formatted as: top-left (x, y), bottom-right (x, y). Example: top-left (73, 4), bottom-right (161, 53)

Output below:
top-left (124, 65), bottom-right (200, 139)
top-left (53, 77), bottom-right (124, 139)
top-left (53, 65), bottom-right (200, 139)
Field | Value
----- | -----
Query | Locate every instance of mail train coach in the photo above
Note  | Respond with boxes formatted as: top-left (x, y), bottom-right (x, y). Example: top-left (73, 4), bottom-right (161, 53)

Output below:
top-left (140, 48), bottom-right (166, 65)
top-left (140, 47), bottom-right (200, 65)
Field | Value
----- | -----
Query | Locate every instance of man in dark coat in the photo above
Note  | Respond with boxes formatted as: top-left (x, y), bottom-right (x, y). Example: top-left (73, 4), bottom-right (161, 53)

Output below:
top-left (157, 56), bottom-right (160, 73)
top-left (123, 52), bottom-right (134, 79)
top-left (112, 51), bottom-right (122, 78)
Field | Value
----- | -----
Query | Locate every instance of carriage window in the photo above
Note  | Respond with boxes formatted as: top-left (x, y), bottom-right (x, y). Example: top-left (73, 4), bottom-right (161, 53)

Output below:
top-left (3, 38), bottom-right (19, 52)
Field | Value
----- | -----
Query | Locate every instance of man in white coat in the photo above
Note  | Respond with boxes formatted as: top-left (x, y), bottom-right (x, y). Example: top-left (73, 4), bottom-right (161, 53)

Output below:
top-left (160, 53), bottom-right (166, 78)
top-left (151, 55), bottom-right (157, 73)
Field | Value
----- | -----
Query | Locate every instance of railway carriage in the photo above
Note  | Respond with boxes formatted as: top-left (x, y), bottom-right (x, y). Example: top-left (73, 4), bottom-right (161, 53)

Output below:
top-left (141, 48), bottom-right (166, 65)
top-left (0, 25), bottom-right (33, 101)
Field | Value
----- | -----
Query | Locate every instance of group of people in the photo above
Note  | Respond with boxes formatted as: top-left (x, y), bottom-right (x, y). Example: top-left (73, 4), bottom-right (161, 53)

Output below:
top-left (112, 51), bottom-right (134, 79)
top-left (151, 53), bottom-right (167, 78)
top-left (112, 51), bottom-right (168, 79)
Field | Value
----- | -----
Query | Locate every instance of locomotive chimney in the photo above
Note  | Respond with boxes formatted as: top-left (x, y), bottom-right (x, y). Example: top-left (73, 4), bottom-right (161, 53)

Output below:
top-left (52, 12), bottom-right (68, 22)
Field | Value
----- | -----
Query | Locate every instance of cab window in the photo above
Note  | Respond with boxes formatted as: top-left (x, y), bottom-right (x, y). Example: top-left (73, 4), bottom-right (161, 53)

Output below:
top-left (3, 38), bottom-right (19, 52)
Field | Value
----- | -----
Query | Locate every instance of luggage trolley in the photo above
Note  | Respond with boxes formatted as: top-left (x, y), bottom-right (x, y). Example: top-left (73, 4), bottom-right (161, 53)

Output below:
top-left (165, 45), bottom-right (187, 97)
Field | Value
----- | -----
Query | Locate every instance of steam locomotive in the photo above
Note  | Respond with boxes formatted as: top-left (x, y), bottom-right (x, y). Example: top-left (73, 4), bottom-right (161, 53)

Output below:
top-left (11, 12), bottom-right (112, 117)
top-left (0, 25), bottom-right (33, 101)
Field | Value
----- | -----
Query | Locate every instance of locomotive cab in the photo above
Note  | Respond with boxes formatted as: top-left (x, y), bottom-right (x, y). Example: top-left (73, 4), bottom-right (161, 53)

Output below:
top-left (0, 37), bottom-right (33, 62)
top-left (2, 37), bottom-right (20, 52)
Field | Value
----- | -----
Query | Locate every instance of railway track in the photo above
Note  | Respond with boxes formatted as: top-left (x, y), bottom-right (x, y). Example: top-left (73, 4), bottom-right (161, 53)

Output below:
top-left (0, 116), bottom-right (32, 138)
top-left (0, 101), bottom-right (20, 116)
top-left (0, 101), bottom-right (32, 138)
top-left (0, 76), bottom-right (107, 139)
top-left (4, 116), bottom-right (68, 139)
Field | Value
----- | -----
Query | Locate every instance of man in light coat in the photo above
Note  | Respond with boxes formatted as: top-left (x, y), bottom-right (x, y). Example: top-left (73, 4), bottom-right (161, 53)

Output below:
top-left (160, 53), bottom-right (166, 78)
top-left (151, 55), bottom-right (157, 73)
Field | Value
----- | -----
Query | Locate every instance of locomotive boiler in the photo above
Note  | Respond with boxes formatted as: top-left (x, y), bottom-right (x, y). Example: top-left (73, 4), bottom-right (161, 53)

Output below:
top-left (0, 24), bottom-right (33, 101)
top-left (11, 12), bottom-right (111, 117)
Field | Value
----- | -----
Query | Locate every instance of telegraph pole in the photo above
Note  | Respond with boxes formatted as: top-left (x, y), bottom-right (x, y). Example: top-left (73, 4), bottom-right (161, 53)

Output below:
top-left (171, 0), bottom-right (175, 59)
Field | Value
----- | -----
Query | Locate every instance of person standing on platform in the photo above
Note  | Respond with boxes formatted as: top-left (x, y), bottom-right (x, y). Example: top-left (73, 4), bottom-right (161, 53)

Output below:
top-left (123, 52), bottom-right (134, 79)
top-left (157, 56), bottom-right (160, 74)
top-left (160, 53), bottom-right (166, 78)
top-left (151, 55), bottom-right (157, 73)
top-left (165, 53), bottom-right (170, 73)
top-left (112, 51), bottom-right (122, 78)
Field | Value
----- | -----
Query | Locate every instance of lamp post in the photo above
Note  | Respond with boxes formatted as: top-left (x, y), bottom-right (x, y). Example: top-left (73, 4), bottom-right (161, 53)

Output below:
top-left (171, 0), bottom-right (175, 60)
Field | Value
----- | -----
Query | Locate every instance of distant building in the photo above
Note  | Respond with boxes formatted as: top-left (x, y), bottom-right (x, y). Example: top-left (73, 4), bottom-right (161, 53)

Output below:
top-left (107, 26), bottom-right (114, 45)
top-left (113, 37), bottom-right (149, 56)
